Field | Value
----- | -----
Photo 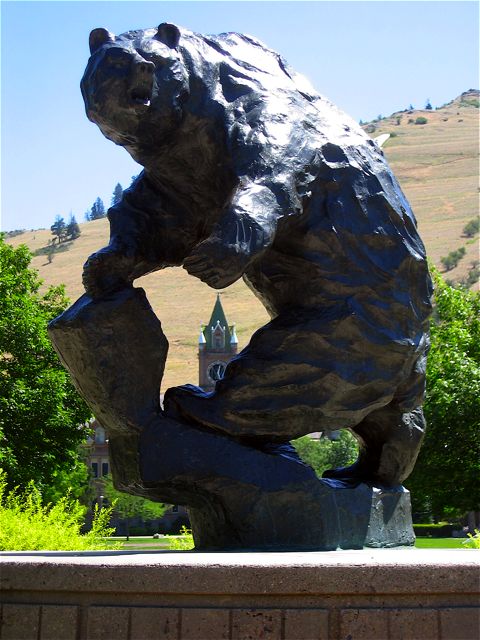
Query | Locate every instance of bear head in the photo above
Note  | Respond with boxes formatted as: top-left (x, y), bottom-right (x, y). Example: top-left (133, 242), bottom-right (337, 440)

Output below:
top-left (80, 23), bottom-right (189, 150)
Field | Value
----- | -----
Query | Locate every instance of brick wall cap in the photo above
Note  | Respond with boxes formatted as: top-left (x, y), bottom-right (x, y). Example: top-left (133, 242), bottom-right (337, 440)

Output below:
top-left (1, 549), bottom-right (478, 596)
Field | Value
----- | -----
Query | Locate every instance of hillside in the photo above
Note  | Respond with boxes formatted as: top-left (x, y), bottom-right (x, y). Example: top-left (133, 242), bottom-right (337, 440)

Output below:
top-left (6, 91), bottom-right (479, 390)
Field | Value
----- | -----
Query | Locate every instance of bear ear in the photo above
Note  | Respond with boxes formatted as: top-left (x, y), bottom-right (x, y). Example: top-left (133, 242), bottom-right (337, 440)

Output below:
top-left (89, 28), bottom-right (115, 54)
top-left (155, 23), bottom-right (181, 49)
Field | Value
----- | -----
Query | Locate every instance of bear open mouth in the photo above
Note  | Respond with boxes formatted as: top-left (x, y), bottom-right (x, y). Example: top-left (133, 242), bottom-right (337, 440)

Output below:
top-left (131, 87), bottom-right (151, 107)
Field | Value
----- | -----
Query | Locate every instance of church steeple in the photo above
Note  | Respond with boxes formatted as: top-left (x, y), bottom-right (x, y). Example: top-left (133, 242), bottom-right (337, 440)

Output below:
top-left (198, 294), bottom-right (238, 390)
top-left (203, 294), bottom-right (231, 350)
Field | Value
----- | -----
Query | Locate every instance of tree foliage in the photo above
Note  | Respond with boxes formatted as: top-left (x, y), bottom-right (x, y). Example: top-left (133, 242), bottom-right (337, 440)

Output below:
top-left (86, 197), bottom-right (106, 221)
top-left (440, 246), bottom-right (466, 272)
top-left (463, 218), bottom-right (479, 238)
top-left (406, 268), bottom-right (480, 519)
top-left (0, 236), bottom-right (91, 499)
top-left (50, 214), bottom-right (80, 247)
top-left (66, 214), bottom-right (81, 240)
top-left (458, 263), bottom-right (479, 289)
top-left (111, 183), bottom-right (123, 206)
top-left (50, 215), bottom-right (67, 243)
top-left (292, 431), bottom-right (359, 478)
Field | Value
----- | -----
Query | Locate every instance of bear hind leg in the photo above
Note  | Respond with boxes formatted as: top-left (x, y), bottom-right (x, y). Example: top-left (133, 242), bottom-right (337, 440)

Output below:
top-left (323, 404), bottom-right (426, 487)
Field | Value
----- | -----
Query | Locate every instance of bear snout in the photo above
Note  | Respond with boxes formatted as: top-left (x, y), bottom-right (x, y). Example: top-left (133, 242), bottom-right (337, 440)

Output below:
top-left (130, 60), bottom-right (155, 107)
top-left (137, 60), bottom-right (155, 76)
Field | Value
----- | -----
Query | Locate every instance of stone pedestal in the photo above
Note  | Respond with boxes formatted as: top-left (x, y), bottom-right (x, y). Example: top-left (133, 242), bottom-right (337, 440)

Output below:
top-left (1, 550), bottom-right (479, 639)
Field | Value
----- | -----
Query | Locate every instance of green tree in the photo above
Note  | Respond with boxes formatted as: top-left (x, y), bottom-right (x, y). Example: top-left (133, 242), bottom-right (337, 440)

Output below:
top-left (89, 197), bottom-right (106, 220)
top-left (425, 99), bottom-right (433, 110)
top-left (111, 183), bottom-right (123, 206)
top-left (50, 215), bottom-right (66, 243)
top-left (440, 247), bottom-right (466, 272)
top-left (292, 431), bottom-right (359, 478)
top-left (406, 268), bottom-right (480, 520)
top-left (459, 263), bottom-right (479, 289)
top-left (463, 218), bottom-right (479, 238)
top-left (66, 214), bottom-right (81, 240)
top-left (0, 236), bottom-right (92, 498)
top-left (102, 475), bottom-right (167, 540)
top-left (46, 240), bottom-right (56, 264)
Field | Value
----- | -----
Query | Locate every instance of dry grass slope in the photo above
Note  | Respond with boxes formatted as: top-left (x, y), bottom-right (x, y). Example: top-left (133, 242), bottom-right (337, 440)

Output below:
top-left (7, 92), bottom-right (479, 388)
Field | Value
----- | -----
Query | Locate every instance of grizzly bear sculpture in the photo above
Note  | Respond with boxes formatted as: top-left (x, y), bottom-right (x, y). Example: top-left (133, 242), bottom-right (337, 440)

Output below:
top-left (80, 22), bottom-right (432, 488)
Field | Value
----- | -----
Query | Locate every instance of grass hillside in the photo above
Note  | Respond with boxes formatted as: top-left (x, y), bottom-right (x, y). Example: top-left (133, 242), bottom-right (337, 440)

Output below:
top-left (6, 91), bottom-right (479, 390)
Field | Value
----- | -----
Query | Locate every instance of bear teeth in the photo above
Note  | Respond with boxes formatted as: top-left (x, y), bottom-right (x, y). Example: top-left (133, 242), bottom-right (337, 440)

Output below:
top-left (131, 89), bottom-right (151, 107)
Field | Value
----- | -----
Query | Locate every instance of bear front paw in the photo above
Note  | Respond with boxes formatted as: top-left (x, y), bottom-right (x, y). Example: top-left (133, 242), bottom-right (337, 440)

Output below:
top-left (183, 239), bottom-right (247, 288)
top-left (82, 247), bottom-right (132, 298)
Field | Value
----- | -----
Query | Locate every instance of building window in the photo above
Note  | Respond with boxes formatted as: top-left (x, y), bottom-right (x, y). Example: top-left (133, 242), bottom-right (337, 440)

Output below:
top-left (95, 426), bottom-right (106, 444)
top-left (91, 462), bottom-right (98, 478)
top-left (172, 505), bottom-right (179, 513)
top-left (212, 322), bottom-right (225, 350)
top-left (102, 462), bottom-right (109, 476)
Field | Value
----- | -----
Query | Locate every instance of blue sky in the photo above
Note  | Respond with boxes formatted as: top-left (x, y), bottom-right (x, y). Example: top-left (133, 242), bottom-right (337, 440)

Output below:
top-left (1, 1), bottom-right (478, 232)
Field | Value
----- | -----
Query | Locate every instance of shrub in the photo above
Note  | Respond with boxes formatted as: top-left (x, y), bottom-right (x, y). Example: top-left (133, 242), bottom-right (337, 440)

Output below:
top-left (166, 525), bottom-right (194, 550)
top-left (463, 218), bottom-right (479, 237)
top-left (458, 265), bottom-right (480, 289)
top-left (463, 529), bottom-right (480, 548)
top-left (440, 247), bottom-right (466, 271)
top-left (415, 117), bottom-right (428, 125)
top-left (4, 230), bottom-right (25, 238)
top-left (0, 471), bottom-right (120, 551)
top-left (460, 99), bottom-right (479, 108)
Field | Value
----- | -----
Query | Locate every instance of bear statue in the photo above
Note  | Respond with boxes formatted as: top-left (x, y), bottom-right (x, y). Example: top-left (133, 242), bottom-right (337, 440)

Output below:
top-left (80, 22), bottom-right (433, 487)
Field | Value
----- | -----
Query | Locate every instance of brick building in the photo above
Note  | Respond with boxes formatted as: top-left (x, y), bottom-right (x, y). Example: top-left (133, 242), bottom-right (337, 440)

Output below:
top-left (198, 294), bottom-right (238, 390)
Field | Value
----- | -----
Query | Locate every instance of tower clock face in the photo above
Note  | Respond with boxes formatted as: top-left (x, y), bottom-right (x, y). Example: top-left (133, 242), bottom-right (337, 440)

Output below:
top-left (207, 361), bottom-right (227, 383)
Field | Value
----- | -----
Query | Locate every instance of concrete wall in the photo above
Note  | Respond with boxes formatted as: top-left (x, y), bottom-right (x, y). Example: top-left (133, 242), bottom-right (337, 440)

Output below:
top-left (1, 549), bottom-right (479, 640)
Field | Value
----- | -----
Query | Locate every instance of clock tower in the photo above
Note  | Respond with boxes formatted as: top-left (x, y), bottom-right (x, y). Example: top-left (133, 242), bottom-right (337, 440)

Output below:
top-left (198, 294), bottom-right (238, 390)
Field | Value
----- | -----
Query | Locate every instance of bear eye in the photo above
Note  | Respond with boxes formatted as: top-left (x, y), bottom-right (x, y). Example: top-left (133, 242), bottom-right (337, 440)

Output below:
top-left (105, 48), bottom-right (132, 69)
